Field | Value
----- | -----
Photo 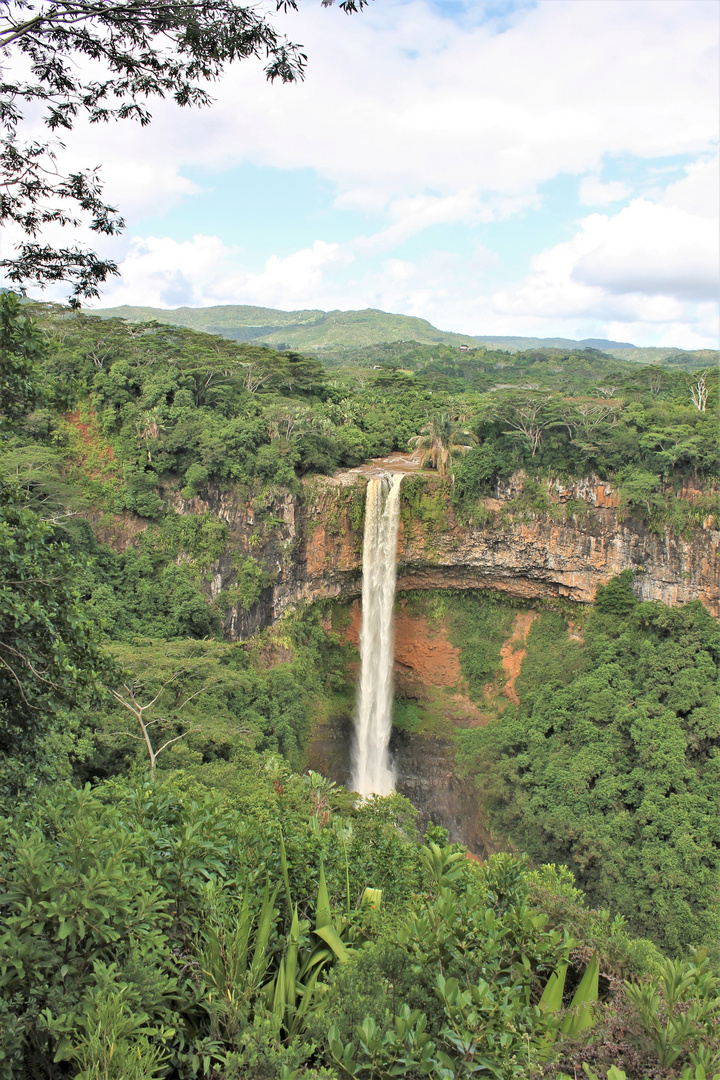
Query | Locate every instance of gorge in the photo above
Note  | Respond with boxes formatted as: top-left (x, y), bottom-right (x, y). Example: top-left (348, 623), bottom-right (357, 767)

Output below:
top-left (3, 297), bottom-right (719, 1077)
top-left (158, 464), bottom-right (720, 848)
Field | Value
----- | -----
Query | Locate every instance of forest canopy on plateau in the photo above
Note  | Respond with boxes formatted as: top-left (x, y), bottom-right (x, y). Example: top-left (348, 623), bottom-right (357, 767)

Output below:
top-left (0, 294), bottom-right (719, 1080)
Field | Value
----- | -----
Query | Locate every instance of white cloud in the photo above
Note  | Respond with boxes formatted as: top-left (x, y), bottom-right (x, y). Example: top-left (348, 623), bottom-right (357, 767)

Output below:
top-left (96, 236), bottom-right (353, 311)
top-left (660, 154), bottom-right (719, 217)
top-left (572, 199), bottom-right (719, 301)
top-left (488, 194), bottom-right (719, 345)
top-left (606, 309), bottom-right (719, 350)
top-left (210, 241), bottom-right (353, 308)
top-left (353, 189), bottom-right (542, 253)
top-left (354, 191), bottom-right (487, 252)
top-left (192, 0), bottom-right (717, 207)
top-left (25, 0), bottom-right (718, 218)
top-left (4, 0), bottom-right (718, 346)
top-left (100, 235), bottom-right (237, 307)
top-left (579, 177), bottom-right (633, 206)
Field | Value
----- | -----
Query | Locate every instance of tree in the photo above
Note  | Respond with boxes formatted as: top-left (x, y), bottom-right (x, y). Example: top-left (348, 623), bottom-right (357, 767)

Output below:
top-left (0, 477), bottom-right (114, 797)
top-left (265, 400), bottom-right (312, 441)
top-left (408, 413), bottom-right (477, 477)
top-left (572, 397), bottom-right (620, 441)
top-left (134, 406), bottom-right (164, 463)
top-left (499, 395), bottom-right (558, 458)
top-left (275, 351), bottom-right (328, 397)
top-left (471, 590), bottom-right (720, 952)
top-left (108, 671), bottom-right (209, 774)
top-left (0, 291), bottom-right (43, 426)
top-left (689, 371), bottom-right (708, 413)
top-left (0, 0), bottom-right (365, 305)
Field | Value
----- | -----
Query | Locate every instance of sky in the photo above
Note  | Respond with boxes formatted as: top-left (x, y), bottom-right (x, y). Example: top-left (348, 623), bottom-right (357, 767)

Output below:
top-left (10, 0), bottom-right (720, 346)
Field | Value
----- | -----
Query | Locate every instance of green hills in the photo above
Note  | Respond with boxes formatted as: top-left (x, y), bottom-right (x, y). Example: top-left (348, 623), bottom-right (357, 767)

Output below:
top-left (92, 301), bottom-right (717, 367)
top-left (93, 303), bottom-right (479, 349)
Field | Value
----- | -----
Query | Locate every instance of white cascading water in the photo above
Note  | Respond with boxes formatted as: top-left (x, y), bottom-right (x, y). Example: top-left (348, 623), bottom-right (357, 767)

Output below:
top-left (352, 473), bottom-right (403, 796)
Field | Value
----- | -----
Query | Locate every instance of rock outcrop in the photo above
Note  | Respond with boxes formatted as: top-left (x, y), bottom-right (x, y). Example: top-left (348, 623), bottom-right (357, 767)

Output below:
top-left (173, 469), bottom-right (718, 639)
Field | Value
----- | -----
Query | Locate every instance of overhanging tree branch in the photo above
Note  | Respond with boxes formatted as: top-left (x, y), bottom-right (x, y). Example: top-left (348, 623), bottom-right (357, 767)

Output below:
top-left (0, 0), bottom-right (367, 305)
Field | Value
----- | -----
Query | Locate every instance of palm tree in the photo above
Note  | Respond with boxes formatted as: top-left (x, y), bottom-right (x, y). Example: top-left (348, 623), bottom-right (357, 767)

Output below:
top-left (408, 413), bottom-right (477, 477)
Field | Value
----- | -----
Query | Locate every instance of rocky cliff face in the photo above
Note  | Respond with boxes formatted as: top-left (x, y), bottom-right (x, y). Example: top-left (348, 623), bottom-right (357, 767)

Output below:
top-left (174, 470), bottom-right (718, 639)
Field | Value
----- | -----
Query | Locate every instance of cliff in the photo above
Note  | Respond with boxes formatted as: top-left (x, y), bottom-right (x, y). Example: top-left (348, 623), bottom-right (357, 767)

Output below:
top-left (171, 467), bottom-right (719, 639)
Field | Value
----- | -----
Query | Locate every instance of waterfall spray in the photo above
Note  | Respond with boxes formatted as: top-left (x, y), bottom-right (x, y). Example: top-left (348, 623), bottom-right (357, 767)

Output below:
top-left (352, 473), bottom-right (403, 796)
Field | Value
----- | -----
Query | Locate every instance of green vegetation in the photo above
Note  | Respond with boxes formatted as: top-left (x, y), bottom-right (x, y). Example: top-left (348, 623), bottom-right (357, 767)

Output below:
top-left (1, 295), bottom-right (719, 1078)
top-left (408, 413), bottom-right (477, 477)
top-left (92, 303), bottom-right (716, 368)
top-left (4, 766), bottom-right (719, 1079)
top-left (456, 575), bottom-right (720, 955)
top-left (94, 303), bottom-right (482, 349)
top-left (0, 479), bottom-right (114, 803)
top-left (401, 590), bottom-right (517, 698)
top-left (0, 296), bottom-right (715, 546)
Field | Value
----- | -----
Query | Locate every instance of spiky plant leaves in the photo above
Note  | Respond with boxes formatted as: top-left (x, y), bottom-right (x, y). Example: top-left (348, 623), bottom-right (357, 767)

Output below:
top-left (561, 952), bottom-right (599, 1036)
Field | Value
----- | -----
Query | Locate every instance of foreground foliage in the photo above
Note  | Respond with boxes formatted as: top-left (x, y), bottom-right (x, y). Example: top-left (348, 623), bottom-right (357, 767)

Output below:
top-left (2, 772), bottom-right (718, 1080)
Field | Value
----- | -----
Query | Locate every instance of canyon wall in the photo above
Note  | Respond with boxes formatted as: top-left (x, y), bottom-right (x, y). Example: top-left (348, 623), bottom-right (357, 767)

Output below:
top-left (172, 470), bottom-right (718, 638)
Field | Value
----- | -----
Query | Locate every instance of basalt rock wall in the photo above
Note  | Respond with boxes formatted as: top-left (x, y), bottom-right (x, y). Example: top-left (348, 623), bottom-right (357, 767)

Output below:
top-left (172, 472), bottom-right (718, 639)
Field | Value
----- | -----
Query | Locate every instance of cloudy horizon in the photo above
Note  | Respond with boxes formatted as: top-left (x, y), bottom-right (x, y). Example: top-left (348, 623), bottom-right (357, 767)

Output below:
top-left (8, 0), bottom-right (720, 347)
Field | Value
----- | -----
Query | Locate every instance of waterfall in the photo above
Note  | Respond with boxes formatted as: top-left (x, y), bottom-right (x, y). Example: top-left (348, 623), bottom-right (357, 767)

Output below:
top-left (352, 473), bottom-right (403, 796)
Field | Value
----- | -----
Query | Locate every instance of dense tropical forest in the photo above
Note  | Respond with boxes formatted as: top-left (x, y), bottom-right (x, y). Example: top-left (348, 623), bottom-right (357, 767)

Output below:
top-left (1, 293), bottom-right (719, 1080)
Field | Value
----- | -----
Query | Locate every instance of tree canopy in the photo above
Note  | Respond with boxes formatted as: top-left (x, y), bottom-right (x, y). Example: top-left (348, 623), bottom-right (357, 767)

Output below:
top-left (457, 576), bottom-right (720, 953)
top-left (0, 477), bottom-right (113, 798)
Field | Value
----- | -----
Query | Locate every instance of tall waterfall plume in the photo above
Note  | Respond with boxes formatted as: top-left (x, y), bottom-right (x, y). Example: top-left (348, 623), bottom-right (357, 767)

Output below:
top-left (353, 473), bottom-right (403, 796)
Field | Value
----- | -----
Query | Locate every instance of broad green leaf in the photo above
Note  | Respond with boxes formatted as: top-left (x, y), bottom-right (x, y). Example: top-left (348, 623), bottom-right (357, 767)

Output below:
top-left (539, 960), bottom-right (568, 1015)
top-left (535, 960), bottom-right (569, 1059)
top-left (361, 887), bottom-right (382, 912)
top-left (314, 923), bottom-right (350, 962)
top-left (236, 890), bottom-right (252, 975)
top-left (251, 880), bottom-right (279, 984)
top-left (301, 944), bottom-right (333, 976)
top-left (293, 962), bottom-right (326, 1031)
top-left (286, 906), bottom-right (299, 1008)
top-left (273, 958), bottom-right (286, 1035)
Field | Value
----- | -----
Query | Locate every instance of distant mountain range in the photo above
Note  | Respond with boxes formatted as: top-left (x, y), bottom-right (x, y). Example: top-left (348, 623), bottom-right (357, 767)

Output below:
top-left (470, 334), bottom-right (635, 350)
top-left (93, 303), bottom-right (714, 365)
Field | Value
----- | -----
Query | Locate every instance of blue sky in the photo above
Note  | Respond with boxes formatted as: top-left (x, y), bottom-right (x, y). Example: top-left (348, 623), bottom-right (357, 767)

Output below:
top-left (21, 0), bottom-right (720, 345)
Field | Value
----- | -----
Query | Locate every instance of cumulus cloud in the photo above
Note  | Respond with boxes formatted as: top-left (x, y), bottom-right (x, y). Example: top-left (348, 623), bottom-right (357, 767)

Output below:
top-left (660, 154), bottom-right (719, 217)
top-left (210, 241), bottom-right (353, 308)
top-left (26, 0), bottom-right (719, 217)
top-left (99, 235), bottom-right (237, 308)
top-left (220, 0), bottom-right (715, 201)
top-left (97, 236), bottom-right (354, 311)
top-left (571, 200), bottom-right (718, 301)
top-left (488, 189), bottom-right (719, 345)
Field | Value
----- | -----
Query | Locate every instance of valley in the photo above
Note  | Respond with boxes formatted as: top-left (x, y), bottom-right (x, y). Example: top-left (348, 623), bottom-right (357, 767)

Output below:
top-left (1, 295), bottom-right (718, 1079)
